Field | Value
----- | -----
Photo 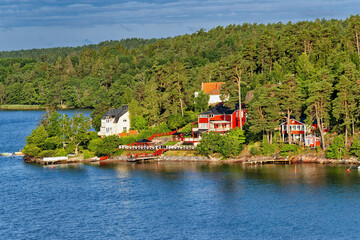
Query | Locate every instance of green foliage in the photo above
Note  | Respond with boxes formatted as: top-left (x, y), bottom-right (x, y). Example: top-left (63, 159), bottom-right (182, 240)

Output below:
top-left (55, 149), bottom-right (68, 157)
top-left (280, 144), bottom-right (300, 157)
top-left (22, 144), bottom-right (41, 157)
top-left (326, 135), bottom-right (346, 159)
top-left (131, 116), bottom-right (148, 130)
top-left (194, 91), bottom-right (210, 112)
top-left (179, 123), bottom-right (192, 134)
top-left (196, 129), bottom-right (245, 158)
top-left (350, 138), bottom-right (360, 159)
top-left (167, 114), bottom-right (184, 130)
top-left (82, 149), bottom-right (96, 159)
top-left (249, 146), bottom-right (261, 156)
top-left (90, 103), bottom-right (110, 132)
top-left (261, 138), bottom-right (277, 156)
top-left (88, 135), bottom-right (121, 157)
top-left (26, 125), bottom-right (48, 148)
top-left (43, 136), bottom-right (62, 150)
top-left (5, 17), bottom-right (360, 149)
top-left (38, 150), bottom-right (57, 158)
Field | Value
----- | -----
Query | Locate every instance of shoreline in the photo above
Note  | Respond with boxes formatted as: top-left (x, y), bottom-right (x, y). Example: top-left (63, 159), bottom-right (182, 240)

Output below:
top-left (0, 104), bottom-right (93, 110)
top-left (23, 153), bottom-right (360, 166)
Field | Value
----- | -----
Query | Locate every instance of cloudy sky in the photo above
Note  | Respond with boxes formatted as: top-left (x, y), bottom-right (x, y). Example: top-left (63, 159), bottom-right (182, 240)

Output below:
top-left (0, 0), bottom-right (359, 51)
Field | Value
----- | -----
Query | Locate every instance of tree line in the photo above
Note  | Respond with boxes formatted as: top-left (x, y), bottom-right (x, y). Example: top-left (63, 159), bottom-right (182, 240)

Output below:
top-left (2, 15), bottom-right (360, 151)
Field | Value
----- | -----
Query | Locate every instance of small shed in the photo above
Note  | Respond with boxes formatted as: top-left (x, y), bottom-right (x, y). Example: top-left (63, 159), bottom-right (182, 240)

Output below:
top-left (305, 136), bottom-right (320, 147)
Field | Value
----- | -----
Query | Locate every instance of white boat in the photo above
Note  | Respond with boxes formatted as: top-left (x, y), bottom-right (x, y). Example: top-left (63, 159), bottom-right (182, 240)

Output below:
top-left (0, 153), bottom-right (13, 156)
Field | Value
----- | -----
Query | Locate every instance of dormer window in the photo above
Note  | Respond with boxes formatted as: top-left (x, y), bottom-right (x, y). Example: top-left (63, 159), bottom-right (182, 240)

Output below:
top-left (123, 119), bottom-right (127, 122)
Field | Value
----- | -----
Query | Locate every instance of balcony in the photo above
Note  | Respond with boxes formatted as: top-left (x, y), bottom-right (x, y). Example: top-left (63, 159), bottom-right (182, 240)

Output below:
top-left (209, 127), bottom-right (231, 132)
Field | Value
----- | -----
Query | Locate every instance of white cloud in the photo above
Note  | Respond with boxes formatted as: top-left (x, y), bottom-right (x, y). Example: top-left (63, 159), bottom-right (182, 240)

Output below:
top-left (0, 0), bottom-right (360, 50)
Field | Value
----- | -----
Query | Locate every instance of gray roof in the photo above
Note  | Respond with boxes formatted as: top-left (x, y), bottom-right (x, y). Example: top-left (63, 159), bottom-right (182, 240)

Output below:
top-left (102, 105), bottom-right (129, 123)
top-left (200, 105), bottom-right (234, 115)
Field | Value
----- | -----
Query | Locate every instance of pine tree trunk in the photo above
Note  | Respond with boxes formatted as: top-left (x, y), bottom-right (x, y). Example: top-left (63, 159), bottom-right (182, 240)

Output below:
top-left (345, 126), bottom-right (348, 148)
top-left (352, 118), bottom-right (355, 136)
top-left (356, 32), bottom-right (360, 57)
top-left (287, 110), bottom-right (291, 145)
top-left (269, 131), bottom-right (273, 145)
top-left (315, 104), bottom-right (326, 151)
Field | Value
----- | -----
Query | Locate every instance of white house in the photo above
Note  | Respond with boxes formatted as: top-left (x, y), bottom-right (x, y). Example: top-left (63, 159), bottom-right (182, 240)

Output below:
top-left (194, 82), bottom-right (226, 105)
top-left (98, 105), bottom-right (131, 137)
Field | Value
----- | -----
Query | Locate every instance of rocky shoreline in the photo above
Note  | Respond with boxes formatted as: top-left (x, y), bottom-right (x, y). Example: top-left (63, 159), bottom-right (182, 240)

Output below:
top-left (23, 153), bottom-right (360, 166)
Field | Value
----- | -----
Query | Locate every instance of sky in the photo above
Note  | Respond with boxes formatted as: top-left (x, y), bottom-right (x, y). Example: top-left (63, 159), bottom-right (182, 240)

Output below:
top-left (0, 0), bottom-right (359, 51)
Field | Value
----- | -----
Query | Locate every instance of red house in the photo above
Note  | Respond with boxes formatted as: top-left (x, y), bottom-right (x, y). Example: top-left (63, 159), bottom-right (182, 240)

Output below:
top-left (185, 104), bottom-right (246, 144)
top-left (280, 118), bottom-right (320, 147)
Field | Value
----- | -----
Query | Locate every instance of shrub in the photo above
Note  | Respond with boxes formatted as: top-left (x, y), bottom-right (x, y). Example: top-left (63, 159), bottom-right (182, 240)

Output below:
top-left (82, 150), bottom-right (96, 159)
top-left (43, 136), bottom-right (62, 150)
top-left (261, 138), bottom-right (277, 156)
top-left (280, 144), bottom-right (300, 157)
top-left (55, 149), bottom-right (68, 157)
top-left (350, 138), bottom-right (360, 159)
top-left (326, 135), bottom-right (346, 159)
top-left (22, 144), bottom-right (41, 157)
top-left (250, 146), bottom-right (261, 156)
top-left (38, 150), bottom-right (57, 158)
top-left (65, 143), bottom-right (76, 154)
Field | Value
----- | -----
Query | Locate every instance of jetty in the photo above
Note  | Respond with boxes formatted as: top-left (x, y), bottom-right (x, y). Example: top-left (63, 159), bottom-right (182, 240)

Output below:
top-left (126, 149), bottom-right (167, 162)
top-left (242, 158), bottom-right (291, 165)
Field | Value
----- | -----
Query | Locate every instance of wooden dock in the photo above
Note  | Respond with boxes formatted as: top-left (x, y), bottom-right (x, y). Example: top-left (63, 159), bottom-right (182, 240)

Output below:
top-left (127, 156), bottom-right (159, 162)
top-left (242, 158), bottom-right (291, 165)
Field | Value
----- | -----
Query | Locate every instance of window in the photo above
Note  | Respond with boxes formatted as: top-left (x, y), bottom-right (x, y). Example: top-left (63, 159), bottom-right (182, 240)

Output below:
top-left (199, 123), bottom-right (208, 129)
top-left (199, 115), bottom-right (208, 118)
top-left (123, 119), bottom-right (127, 122)
top-left (123, 127), bottom-right (127, 131)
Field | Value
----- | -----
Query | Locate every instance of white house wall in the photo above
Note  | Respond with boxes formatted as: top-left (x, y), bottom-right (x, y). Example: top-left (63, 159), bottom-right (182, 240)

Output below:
top-left (116, 111), bottom-right (130, 133)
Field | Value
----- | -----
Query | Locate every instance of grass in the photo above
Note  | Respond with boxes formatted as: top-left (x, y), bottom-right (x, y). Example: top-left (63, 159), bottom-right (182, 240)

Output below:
top-left (164, 141), bottom-right (178, 146)
top-left (164, 150), bottom-right (200, 157)
top-left (0, 104), bottom-right (45, 110)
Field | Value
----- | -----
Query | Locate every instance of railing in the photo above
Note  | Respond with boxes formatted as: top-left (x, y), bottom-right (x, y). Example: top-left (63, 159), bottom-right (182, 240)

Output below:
top-left (209, 127), bottom-right (231, 132)
top-left (119, 145), bottom-right (196, 150)
top-left (183, 137), bottom-right (201, 142)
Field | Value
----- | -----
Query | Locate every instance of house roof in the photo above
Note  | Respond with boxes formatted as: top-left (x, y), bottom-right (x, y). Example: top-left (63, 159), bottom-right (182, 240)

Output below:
top-left (118, 130), bottom-right (139, 138)
top-left (102, 105), bottom-right (129, 123)
top-left (202, 82), bottom-right (225, 95)
top-left (280, 118), bottom-right (305, 126)
top-left (136, 139), bottom-right (152, 143)
top-left (200, 104), bottom-right (235, 115)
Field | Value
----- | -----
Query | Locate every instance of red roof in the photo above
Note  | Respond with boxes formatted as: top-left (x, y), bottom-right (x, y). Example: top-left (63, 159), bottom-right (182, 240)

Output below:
top-left (202, 82), bottom-right (225, 95)
top-left (118, 130), bottom-right (139, 138)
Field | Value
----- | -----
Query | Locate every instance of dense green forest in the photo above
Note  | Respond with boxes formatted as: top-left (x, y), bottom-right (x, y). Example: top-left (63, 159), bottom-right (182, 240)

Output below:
top-left (2, 15), bottom-right (360, 153)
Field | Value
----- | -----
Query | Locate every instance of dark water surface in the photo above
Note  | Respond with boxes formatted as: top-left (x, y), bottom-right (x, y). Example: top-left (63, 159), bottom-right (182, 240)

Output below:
top-left (1, 111), bottom-right (360, 239)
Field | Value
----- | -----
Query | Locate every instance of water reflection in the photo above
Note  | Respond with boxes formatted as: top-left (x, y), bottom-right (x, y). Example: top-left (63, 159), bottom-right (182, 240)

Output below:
top-left (100, 162), bottom-right (360, 191)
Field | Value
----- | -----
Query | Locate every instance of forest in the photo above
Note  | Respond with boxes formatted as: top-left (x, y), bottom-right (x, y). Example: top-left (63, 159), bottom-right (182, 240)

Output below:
top-left (2, 15), bottom-right (360, 157)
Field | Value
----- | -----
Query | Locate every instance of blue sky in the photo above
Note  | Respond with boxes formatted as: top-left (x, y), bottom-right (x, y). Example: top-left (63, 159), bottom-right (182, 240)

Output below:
top-left (0, 0), bottom-right (359, 51)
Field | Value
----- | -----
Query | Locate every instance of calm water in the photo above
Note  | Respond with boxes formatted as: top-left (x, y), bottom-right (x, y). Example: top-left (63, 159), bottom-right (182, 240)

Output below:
top-left (1, 111), bottom-right (360, 239)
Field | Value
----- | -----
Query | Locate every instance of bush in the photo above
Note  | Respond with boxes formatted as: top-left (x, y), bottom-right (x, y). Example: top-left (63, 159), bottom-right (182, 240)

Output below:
top-left (65, 143), bottom-right (76, 154)
top-left (280, 144), bottom-right (300, 157)
top-left (250, 146), bottom-right (261, 156)
top-left (326, 135), bottom-right (346, 159)
top-left (350, 138), bottom-right (360, 159)
top-left (22, 144), bottom-right (41, 157)
top-left (196, 129), bottom-right (245, 158)
top-left (38, 150), bottom-right (57, 158)
top-left (43, 136), bottom-right (62, 150)
top-left (82, 150), bottom-right (96, 159)
top-left (88, 135), bottom-right (121, 157)
top-left (261, 138), bottom-right (277, 156)
top-left (55, 149), bottom-right (68, 157)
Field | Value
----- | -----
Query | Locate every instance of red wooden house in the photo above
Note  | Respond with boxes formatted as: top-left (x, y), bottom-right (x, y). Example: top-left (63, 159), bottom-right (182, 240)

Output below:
top-left (185, 104), bottom-right (246, 144)
top-left (280, 118), bottom-right (320, 147)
